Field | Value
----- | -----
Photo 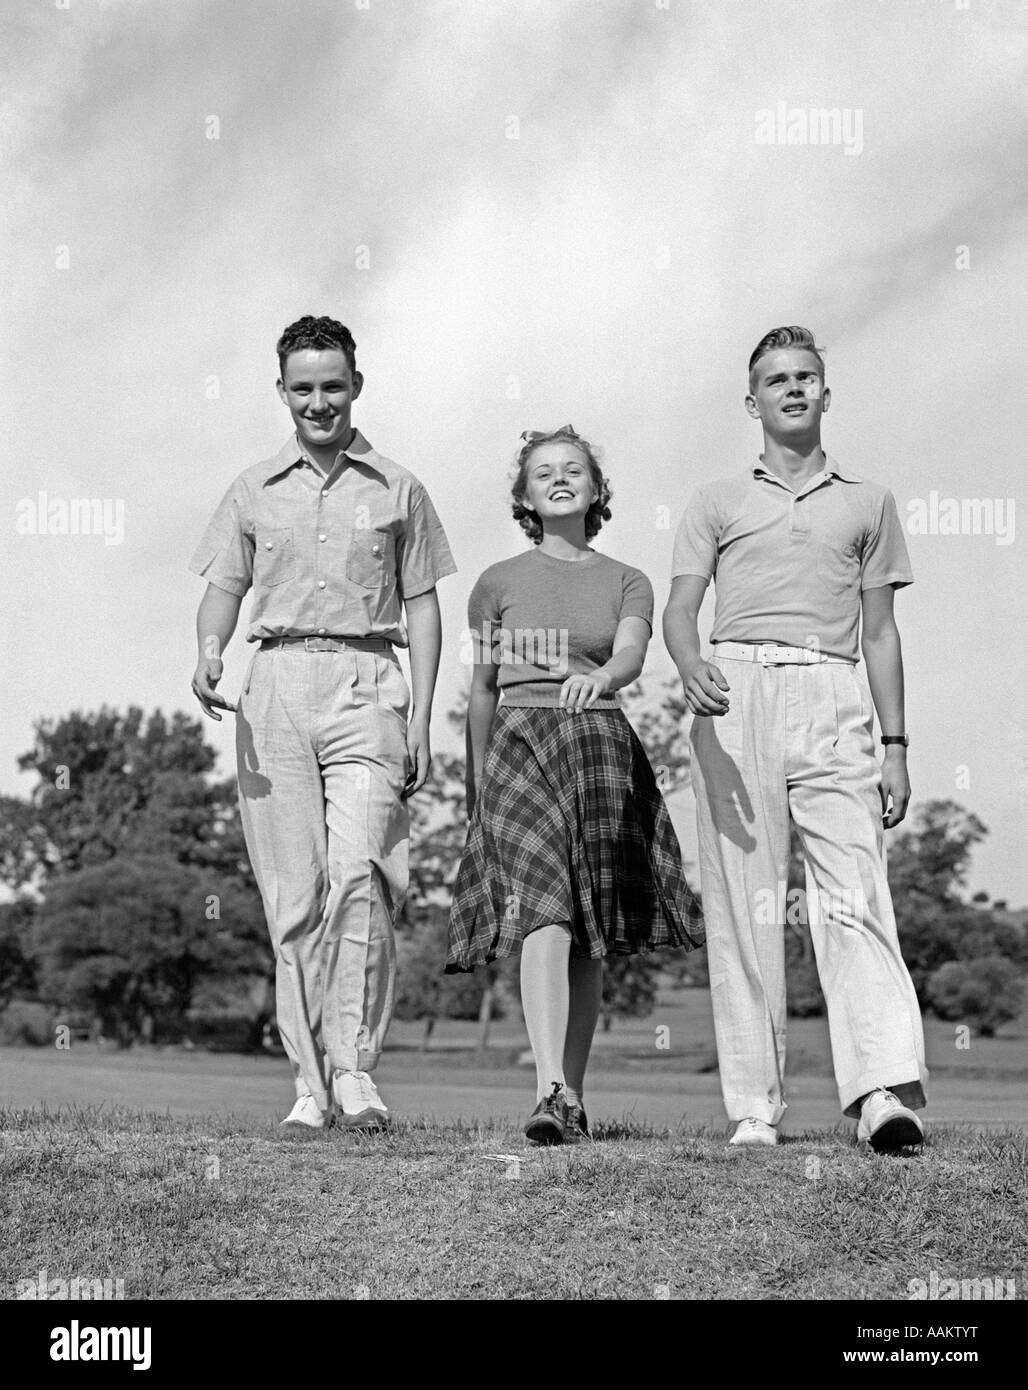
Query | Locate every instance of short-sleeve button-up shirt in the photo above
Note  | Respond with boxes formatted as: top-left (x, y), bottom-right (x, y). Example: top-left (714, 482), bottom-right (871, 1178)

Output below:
top-left (671, 455), bottom-right (913, 661)
top-left (189, 429), bottom-right (457, 645)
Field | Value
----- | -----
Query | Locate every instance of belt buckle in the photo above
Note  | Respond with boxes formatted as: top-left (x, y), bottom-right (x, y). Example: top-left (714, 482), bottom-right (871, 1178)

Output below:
top-left (757, 643), bottom-right (778, 666)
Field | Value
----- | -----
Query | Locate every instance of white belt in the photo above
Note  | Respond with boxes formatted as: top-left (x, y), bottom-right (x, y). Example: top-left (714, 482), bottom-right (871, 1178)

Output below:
top-left (713, 641), bottom-right (854, 667)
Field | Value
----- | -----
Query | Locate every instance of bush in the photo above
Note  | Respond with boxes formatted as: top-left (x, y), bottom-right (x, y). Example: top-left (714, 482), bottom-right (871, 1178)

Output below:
top-left (925, 956), bottom-right (1025, 1036)
top-left (0, 999), bottom-right (54, 1046)
top-left (394, 912), bottom-right (505, 1023)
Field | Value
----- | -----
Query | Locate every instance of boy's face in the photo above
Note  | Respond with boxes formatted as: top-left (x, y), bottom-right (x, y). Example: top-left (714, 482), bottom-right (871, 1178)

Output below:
top-left (277, 348), bottom-right (363, 453)
top-left (745, 347), bottom-right (829, 436)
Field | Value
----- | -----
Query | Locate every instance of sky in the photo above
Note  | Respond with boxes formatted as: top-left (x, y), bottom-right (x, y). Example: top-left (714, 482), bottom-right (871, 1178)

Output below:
top-left (2, 0), bottom-right (1027, 902)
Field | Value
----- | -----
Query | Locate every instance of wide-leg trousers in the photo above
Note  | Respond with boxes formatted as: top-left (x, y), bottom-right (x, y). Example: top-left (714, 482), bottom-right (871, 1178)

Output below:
top-left (235, 643), bottom-right (409, 1108)
top-left (690, 653), bottom-right (927, 1123)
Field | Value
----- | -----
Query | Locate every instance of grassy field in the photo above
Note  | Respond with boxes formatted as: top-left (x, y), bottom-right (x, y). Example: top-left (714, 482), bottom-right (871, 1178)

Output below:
top-left (3, 988), bottom-right (1025, 1301)
top-left (2, 1105), bottom-right (1025, 1300)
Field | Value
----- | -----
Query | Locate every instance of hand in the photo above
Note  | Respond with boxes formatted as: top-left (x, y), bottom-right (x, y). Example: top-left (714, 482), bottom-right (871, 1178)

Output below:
top-left (404, 715), bottom-right (432, 798)
top-left (880, 748), bottom-right (910, 828)
top-left (681, 660), bottom-right (730, 717)
top-left (191, 658), bottom-right (237, 721)
top-left (558, 670), bottom-right (611, 713)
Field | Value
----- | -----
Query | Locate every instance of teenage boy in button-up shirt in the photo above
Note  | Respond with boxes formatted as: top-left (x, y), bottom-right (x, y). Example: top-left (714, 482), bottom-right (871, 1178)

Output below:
top-left (663, 326), bottom-right (927, 1154)
top-left (189, 315), bottom-right (456, 1131)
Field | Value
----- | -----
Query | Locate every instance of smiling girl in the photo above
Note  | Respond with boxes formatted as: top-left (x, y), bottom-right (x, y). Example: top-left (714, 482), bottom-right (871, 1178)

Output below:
top-left (446, 425), bottom-right (704, 1144)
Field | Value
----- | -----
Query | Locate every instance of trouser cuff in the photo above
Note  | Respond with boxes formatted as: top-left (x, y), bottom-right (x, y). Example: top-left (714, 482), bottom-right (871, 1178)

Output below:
top-left (841, 1063), bottom-right (928, 1118)
top-left (724, 1096), bottom-right (787, 1126)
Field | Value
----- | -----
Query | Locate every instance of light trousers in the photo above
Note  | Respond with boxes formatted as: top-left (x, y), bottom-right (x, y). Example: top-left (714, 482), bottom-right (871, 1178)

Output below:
top-left (236, 644), bottom-right (409, 1107)
top-left (690, 654), bottom-right (927, 1123)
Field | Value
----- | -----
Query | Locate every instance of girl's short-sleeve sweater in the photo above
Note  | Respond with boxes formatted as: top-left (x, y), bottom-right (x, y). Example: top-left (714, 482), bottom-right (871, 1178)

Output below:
top-left (466, 548), bottom-right (654, 707)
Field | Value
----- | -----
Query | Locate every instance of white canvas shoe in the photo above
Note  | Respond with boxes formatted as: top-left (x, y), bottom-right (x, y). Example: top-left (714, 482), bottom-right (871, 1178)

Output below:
top-left (333, 1070), bottom-right (390, 1131)
top-left (728, 1117), bottom-right (778, 1147)
top-left (857, 1089), bottom-right (924, 1152)
top-left (280, 1093), bottom-right (333, 1130)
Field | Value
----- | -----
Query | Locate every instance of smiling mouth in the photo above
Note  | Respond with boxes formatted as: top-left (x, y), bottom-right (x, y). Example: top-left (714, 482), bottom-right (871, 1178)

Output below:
top-left (549, 491), bottom-right (575, 500)
top-left (782, 404), bottom-right (808, 415)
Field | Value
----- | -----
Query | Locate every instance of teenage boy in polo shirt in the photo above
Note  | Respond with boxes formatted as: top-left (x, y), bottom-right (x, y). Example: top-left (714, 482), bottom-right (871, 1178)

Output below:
top-left (663, 326), bottom-right (927, 1153)
top-left (189, 315), bottom-right (456, 1130)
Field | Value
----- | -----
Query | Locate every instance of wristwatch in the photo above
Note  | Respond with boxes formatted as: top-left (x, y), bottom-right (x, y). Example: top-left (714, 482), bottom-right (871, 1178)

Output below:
top-left (880, 735), bottom-right (909, 747)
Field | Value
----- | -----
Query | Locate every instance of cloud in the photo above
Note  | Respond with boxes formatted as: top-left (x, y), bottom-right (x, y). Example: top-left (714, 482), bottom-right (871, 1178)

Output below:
top-left (2, 0), bottom-right (1027, 898)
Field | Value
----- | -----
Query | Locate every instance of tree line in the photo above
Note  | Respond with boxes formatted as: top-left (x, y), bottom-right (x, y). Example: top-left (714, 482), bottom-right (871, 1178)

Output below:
top-left (0, 684), bottom-right (1024, 1048)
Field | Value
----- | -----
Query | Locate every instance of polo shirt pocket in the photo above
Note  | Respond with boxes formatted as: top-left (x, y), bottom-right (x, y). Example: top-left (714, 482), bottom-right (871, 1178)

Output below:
top-left (817, 541), bottom-right (859, 597)
top-left (345, 528), bottom-right (393, 589)
top-left (255, 527), bottom-right (295, 588)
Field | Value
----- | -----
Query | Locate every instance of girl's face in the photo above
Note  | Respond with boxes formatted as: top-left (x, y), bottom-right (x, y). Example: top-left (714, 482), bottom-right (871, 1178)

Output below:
top-left (522, 442), bottom-right (597, 525)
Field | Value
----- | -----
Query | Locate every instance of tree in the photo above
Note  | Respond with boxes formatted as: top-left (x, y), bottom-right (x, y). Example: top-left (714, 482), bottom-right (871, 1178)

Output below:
top-left (30, 854), bottom-right (266, 1045)
top-left (394, 908), bottom-right (509, 1046)
top-left (0, 898), bottom-right (38, 1006)
top-left (926, 957), bottom-right (1025, 1037)
top-left (0, 795), bottom-right (54, 895)
top-left (889, 801), bottom-right (1027, 1003)
top-left (8, 707), bottom-right (271, 1043)
top-left (599, 953), bottom-right (662, 1031)
top-left (16, 707), bottom-right (253, 881)
top-left (621, 675), bottom-right (692, 796)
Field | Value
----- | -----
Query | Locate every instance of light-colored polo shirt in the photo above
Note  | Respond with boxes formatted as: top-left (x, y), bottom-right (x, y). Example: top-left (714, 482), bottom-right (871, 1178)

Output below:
top-left (671, 456), bottom-right (912, 661)
top-left (467, 549), bottom-right (653, 706)
top-left (189, 429), bottom-right (456, 645)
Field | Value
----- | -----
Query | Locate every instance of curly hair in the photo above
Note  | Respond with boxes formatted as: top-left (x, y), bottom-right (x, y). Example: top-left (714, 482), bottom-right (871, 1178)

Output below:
top-left (748, 325), bottom-right (825, 391)
top-left (510, 425), bottom-right (612, 546)
top-left (277, 315), bottom-right (357, 379)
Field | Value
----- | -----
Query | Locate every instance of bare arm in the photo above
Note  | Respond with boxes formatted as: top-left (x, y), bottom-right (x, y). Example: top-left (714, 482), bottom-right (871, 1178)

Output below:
top-left (192, 583), bottom-right (243, 721)
top-left (556, 616), bottom-right (652, 713)
top-left (465, 658), bottom-right (500, 816)
top-left (404, 587), bottom-right (443, 796)
top-left (860, 584), bottom-right (910, 828)
top-left (662, 574), bottom-right (730, 716)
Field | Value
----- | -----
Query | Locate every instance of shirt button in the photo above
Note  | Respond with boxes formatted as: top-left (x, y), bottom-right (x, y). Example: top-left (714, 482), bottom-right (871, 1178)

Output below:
top-left (265, 541), bottom-right (273, 550)
top-left (318, 580), bottom-right (326, 589)
top-left (321, 490), bottom-right (329, 498)
top-left (371, 545), bottom-right (382, 556)
top-left (317, 628), bottom-right (326, 635)
top-left (319, 533), bottom-right (327, 542)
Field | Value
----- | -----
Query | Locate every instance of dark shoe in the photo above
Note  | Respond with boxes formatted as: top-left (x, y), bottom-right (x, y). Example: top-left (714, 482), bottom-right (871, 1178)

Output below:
top-left (565, 1103), bottom-right (590, 1142)
top-left (524, 1082), bottom-right (569, 1145)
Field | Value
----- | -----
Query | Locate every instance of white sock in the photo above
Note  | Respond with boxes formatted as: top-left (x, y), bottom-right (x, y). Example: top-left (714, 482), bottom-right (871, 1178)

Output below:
top-left (564, 957), bottom-right (603, 1109)
top-left (520, 924), bottom-right (572, 1102)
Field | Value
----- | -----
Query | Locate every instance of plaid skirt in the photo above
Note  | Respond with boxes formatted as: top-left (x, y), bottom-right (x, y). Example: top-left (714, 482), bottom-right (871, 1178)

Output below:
top-left (445, 705), bottom-right (704, 972)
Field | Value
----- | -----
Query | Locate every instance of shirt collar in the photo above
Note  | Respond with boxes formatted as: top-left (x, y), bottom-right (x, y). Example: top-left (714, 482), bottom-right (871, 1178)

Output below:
top-left (752, 453), bottom-right (862, 485)
top-left (259, 428), bottom-right (383, 486)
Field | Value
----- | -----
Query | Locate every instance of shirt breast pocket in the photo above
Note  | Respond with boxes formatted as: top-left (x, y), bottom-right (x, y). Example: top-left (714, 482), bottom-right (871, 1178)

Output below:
top-left (817, 540), bottom-right (860, 597)
top-left (254, 527), bottom-right (295, 588)
top-left (345, 528), bottom-right (394, 590)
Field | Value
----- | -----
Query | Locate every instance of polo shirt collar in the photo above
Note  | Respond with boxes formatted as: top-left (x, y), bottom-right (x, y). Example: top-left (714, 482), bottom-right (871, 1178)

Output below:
top-left (259, 428), bottom-right (381, 486)
top-left (752, 453), bottom-right (862, 486)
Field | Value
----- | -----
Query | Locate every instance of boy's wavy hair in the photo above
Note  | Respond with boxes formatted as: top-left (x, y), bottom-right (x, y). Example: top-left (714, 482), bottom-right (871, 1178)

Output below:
top-left (277, 315), bottom-right (358, 378)
top-left (510, 425), bottom-right (613, 546)
top-left (748, 325), bottom-right (825, 391)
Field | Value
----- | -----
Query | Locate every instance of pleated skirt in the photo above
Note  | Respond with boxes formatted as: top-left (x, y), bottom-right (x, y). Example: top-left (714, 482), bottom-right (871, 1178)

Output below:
top-left (445, 705), bottom-right (705, 972)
